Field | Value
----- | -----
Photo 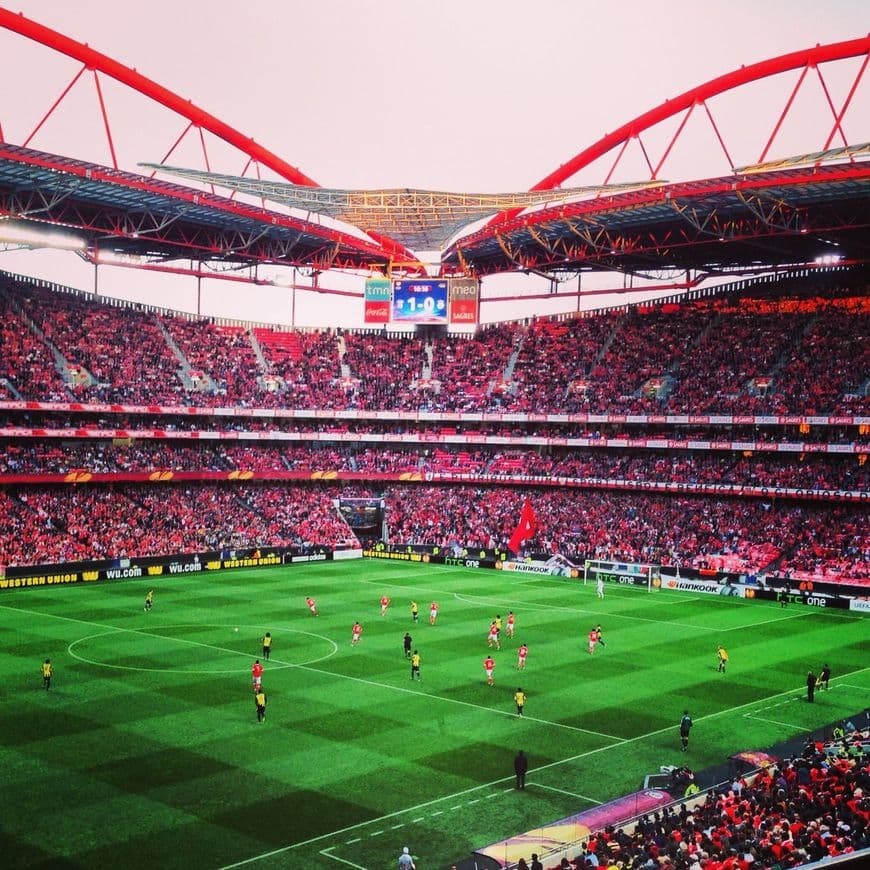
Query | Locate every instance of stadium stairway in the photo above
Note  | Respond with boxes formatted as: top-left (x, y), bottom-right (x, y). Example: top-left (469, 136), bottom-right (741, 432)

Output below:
top-left (592, 312), bottom-right (629, 373)
top-left (153, 315), bottom-right (218, 394)
top-left (10, 295), bottom-right (79, 396)
top-left (153, 313), bottom-right (189, 366)
top-left (501, 325), bottom-right (526, 382)
top-left (421, 339), bottom-right (434, 380)
top-left (247, 328), bottom-right (270, 372)
top-left (0, 376), bottom-right (23, 400)
top-left (337, 334), bottom-right (351, 378)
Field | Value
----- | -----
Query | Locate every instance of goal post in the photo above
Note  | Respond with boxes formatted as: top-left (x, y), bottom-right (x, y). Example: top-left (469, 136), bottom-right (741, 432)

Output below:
top-left (583, 558), bottom-right (656, 591)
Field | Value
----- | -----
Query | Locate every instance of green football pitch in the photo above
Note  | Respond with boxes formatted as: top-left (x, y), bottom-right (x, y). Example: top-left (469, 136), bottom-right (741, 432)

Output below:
top-left (0, 560), bottom-right (867, 870)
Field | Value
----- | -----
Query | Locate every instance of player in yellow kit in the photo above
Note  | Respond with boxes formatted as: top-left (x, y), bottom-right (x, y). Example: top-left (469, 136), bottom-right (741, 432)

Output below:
top-left (42, 658), bottom-right (53, 690)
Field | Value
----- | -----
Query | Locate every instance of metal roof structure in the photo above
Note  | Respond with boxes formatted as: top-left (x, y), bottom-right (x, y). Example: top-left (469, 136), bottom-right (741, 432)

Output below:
top-left (443, 161), bottom-right (870, 276)
top-left (0, 10), bottom-right (869, 291)
top-left (0, 144), bottom-right (391, 272)
top-left (137, 164), bottom-right (661, 252)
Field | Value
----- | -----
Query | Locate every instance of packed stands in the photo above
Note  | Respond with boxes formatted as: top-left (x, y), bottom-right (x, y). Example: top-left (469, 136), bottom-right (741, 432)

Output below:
top-left (0, 484), bottom-right (357, 568)
top-left (0, 291), bottom-right (71, 401)
top-left (429, 324), bottom-right (520, 410)
top-left (160, 316), bottom-right (263, 400)
top-left (15, 286), bottom-right (187, 403)
top-left (1, 275), bottom-right (868, 415)
top-left (380, 486), bottom-right (869, 582)
top-left (2, 442), bottom-right (864, 494)
top-left (254, 327), bottom-right (344, 408)
top-left (341, 331), bottom-right (427, 409)
top-left (0, 272), bottom-right (868, 586)
top-left (535, 725), bottom-right (869, 870)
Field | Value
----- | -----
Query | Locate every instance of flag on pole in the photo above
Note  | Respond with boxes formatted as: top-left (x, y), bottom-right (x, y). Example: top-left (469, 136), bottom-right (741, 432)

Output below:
top-left (508, 499), bottom-right (537, 554)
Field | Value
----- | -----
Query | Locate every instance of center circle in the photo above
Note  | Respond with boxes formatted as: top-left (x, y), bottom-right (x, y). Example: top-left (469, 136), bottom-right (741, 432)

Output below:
top-left (67, 623), bottom-right (338, 674)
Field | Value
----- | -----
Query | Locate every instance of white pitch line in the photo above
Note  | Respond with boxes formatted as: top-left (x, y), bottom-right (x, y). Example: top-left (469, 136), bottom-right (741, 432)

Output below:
top-left (319, 846), bottom-right (367, 869)
top-left (3, 595), bottom-right (864, 869)
top-left (0, 600), bottom-right (621, 741)
top-left (529, 782), bottom-right (602, 804)
top-left (215, 666), bottom-right (870, 870)
top-left (744, 713), bottom-right (807, 729)
top-left (363, 575), bottom-right (818, 634)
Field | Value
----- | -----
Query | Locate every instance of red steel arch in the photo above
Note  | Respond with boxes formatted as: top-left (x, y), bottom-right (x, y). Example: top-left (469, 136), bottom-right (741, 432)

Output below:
top-left (0, 8), bottom-right (417, 264)
top-left (0, 8), bottom-right (319, 187)
top-left (533, 36), bottom-right (870, 192)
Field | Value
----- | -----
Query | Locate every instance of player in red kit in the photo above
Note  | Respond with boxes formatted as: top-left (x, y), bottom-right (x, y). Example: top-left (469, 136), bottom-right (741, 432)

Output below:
top-left (380, 595), bottom-right (391, 616)
top-left (351, 621), bottom-right (363, 646)
top-left (487, 621), bottom-right (500, 650)
top-left (306, 596), bottom-right (318, 616)
top-left (484, 656), bottom-right (496, 686)
top-left (429, 602), bottom-right (439, 625)
top-left (588, 627), bottom-right (599, 655)
top-left (251, 659), bottom-right (263, 691)
top-left (517, 643), bottom-right (528, 670)
top-left (506, 611), bottom-right (516, 639)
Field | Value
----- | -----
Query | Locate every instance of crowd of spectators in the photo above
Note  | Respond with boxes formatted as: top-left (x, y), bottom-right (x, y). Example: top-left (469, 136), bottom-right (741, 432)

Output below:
top-left (509, 315), bottom-right (621, 410)
top-left (428, 324), bottom-right (520, 410)
top-left (2, 278), bottom-right (867, 416)
top-left (0, 483), bottom-right (358, 568)
top-left (4, 407), bottom-right (865, 449)
top-left (1, 441), bottom-right (864, 493)
top-left (537, 725), bottom-right (869, 870)
top-left (379, 485), bottom-right (869, 582)
top-left (1, 278), bottom-right (867, 582)
top-left (17, 288), bottom-right (187, 403)
top-left (342, 331), bottom-right (428, 410)
top-left (0, 293), bottom-right (71, 401)
top-left (665, 305), bottom-right (812, 413)
top-left (160, 317), bottom-right (263, 399)
top-left (255, 328), bottom-right (345, 409)
top-left (0, 478), bottom-right (866, 580)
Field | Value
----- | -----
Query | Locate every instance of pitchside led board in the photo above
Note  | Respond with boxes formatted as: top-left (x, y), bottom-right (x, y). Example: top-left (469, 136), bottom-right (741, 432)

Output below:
top-left (364, 277), bottom-right (479, 325)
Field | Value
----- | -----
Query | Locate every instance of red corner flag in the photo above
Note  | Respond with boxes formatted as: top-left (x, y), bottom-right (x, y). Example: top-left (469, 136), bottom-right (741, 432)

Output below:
top-left (508, 499), bottom-right (537, 554)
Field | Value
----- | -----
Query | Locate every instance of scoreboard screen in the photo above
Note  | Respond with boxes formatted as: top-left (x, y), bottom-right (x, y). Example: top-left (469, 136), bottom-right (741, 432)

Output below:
top-left (392, 279), bottom-right (448, 323)
top-left (338, 498), bottom-right (383, 530)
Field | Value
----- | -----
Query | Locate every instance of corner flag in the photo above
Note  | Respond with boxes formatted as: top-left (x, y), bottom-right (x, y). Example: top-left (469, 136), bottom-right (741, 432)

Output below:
top-left (508, 499), bottom-right (537, 554)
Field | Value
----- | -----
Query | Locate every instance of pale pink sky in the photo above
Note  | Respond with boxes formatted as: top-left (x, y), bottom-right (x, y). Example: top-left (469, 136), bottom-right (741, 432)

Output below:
top-left (0, 1), bottom-right (867, 326)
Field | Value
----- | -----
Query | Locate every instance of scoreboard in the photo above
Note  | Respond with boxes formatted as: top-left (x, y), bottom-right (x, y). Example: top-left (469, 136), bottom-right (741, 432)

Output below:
top-left (392, 279), bottom-right (448, 323)
top-left (363, 277), bottom-right (479, 325)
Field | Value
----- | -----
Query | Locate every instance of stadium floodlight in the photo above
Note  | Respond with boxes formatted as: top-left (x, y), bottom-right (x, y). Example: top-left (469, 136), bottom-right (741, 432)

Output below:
top-left (0, 220), bottom-right (86, 251)
top-left (95, 249), bottom-right (143, 266)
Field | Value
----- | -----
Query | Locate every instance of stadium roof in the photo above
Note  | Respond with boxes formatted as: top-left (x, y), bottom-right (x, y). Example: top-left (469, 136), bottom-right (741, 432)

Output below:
top-left (0, 13), bottom-right (868, 285)
top-left (1, 143), bottom-right (868, 281)
top-left (0, 144), bottom-right (391, 272)
top-left (138, 164), bottom-right (661, 251)
top-left (443, 160), bottom-right (870, 276)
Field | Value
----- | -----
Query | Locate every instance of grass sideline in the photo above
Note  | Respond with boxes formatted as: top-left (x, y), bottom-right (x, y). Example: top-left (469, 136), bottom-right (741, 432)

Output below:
top-left (0, 559), bottom-right (867, 870)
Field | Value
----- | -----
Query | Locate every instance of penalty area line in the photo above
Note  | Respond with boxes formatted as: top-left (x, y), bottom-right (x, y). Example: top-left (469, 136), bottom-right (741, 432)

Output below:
top-left (319, 846), bottom-right (367, 869)
top-left (529, 782), bottom-right (602, 804)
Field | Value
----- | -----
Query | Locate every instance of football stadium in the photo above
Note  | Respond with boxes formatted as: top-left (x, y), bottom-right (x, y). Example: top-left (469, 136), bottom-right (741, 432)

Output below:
top-left (0, 4), bottom-right (868, 869)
